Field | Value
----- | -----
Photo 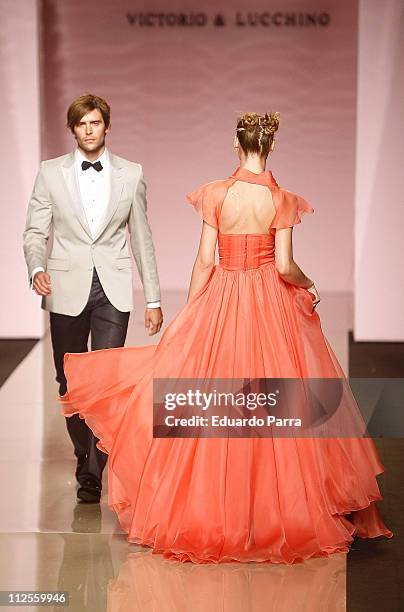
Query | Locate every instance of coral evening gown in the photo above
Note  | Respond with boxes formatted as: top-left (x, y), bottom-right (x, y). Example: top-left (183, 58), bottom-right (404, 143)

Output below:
top-left (61, 166), bottom-right (392, 564)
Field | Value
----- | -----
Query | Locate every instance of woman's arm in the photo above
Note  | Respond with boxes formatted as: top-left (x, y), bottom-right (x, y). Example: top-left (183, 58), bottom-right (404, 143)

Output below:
top-left (274, 227), bottom-right (315, 289)
top-left (187, 222), bottom-right (218, 302)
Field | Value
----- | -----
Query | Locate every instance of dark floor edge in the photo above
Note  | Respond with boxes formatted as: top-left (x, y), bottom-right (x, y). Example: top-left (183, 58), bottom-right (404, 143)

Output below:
top-left (0, 339), bottom-right (39, 388)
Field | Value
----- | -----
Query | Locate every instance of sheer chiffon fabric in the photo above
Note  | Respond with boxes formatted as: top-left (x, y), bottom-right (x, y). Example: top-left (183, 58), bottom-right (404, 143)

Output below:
top-left (186, 166), bottom-right (314, 232)
top-left (60, 166), bottom-right (392, 564)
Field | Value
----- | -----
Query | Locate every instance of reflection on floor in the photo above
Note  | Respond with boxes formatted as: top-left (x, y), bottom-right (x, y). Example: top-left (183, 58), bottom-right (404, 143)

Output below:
top-left (0, 291), bottom-right (388, 612)
top-left (0, 533), bottom-right (346, 612)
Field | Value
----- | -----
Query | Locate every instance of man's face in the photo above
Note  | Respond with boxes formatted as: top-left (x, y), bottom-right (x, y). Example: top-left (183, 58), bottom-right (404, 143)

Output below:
top-left (73, 108), bottom-right (109, 153)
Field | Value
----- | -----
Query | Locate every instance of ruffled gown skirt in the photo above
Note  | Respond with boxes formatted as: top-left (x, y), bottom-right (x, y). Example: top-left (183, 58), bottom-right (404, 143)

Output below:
top-left (61, 234), bottom-right (392, 563)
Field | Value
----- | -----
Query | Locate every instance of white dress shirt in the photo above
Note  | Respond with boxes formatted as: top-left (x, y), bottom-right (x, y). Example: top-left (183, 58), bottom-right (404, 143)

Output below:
top-left (75, 147), bottom-right (110, 239)
top-left (31, 147), bottom-right (160, 309)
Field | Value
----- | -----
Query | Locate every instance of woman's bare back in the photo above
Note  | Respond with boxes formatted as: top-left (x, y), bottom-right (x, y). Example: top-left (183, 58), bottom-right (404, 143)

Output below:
top-left (219, 180), bottom-right (276, 235)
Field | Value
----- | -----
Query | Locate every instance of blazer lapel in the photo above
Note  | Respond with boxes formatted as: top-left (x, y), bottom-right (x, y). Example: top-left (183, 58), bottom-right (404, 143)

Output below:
top-left (60, 152), bottom-right (93, 238)
top-left (92, 152), bottom-right (125, 242)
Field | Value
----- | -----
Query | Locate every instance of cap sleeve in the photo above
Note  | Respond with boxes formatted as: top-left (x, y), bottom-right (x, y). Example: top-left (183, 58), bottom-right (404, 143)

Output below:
top-left (271, 187), bottom-right (314, 229)
top-left (186, 181), bottom-right (226, 229)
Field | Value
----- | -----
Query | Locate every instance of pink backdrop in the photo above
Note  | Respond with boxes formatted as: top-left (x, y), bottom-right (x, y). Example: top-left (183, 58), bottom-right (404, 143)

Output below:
top-left (40, 0), bottom-right (358, 292)
top-left (354, 0), bottom-right (404, 341)
top-left (0, 0), bottom-right (42, 337)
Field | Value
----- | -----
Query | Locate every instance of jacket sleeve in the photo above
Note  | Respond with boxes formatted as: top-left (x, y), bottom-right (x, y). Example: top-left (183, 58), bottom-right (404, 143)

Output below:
top-left (23, 162), bottom-right (53, 283)
top-left (128, 165), bottom-right (161, 303)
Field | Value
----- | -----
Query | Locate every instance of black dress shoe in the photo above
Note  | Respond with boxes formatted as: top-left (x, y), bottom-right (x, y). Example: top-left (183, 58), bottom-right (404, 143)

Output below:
top-left (77, 478), bottom-right (102, 503)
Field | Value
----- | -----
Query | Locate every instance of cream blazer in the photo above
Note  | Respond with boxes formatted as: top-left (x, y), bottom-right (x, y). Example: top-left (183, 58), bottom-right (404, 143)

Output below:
top-left (23, 150), bottom-right (161, 315)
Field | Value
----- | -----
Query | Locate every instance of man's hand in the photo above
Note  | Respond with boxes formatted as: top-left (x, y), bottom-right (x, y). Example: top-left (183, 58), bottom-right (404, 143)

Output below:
top-left (144, 307), bottom-right (163, 336)
top-left (32, 271), bottom-right (52, 296)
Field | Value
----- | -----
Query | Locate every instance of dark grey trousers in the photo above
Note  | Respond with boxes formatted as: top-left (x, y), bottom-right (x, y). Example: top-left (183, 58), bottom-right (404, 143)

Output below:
top-left (50, 269), bottom-right (130, 485)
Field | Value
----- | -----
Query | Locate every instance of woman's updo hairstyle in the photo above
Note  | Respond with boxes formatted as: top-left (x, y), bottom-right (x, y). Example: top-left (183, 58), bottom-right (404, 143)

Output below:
top-left (236, 111), bottom-right (280, 157)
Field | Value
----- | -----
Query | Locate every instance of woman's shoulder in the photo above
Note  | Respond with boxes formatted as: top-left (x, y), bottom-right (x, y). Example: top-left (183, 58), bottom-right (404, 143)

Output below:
top-left (186, 177), bottom-right (236, 229)
top-left (271, 185), bottom-right (315, 229)
top-left (192, 176), bottom-right (234, 192)
top-left (186, 177), bottom-right (234, 204)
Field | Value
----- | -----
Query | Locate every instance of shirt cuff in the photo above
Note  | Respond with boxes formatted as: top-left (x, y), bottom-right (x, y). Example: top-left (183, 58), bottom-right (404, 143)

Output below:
top-left (30, 266), bottom-right (45, 287)
top-left (147, 301), bottom-right (161, 309)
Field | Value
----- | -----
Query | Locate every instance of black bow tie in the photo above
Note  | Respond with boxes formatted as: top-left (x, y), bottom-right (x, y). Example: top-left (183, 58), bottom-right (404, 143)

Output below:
top-left (81, 160), bottom-right (103, 172)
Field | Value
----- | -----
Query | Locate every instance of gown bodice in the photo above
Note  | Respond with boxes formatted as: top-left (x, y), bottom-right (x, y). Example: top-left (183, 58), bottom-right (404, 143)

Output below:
top-left (218, 232), bottom-right (275, 271)
top-left (187, 166), bottom-right (315, 274)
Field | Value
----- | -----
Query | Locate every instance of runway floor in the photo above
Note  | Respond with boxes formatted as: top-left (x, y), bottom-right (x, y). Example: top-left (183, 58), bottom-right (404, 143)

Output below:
top-left (0, 292), bottom-right (401, 612)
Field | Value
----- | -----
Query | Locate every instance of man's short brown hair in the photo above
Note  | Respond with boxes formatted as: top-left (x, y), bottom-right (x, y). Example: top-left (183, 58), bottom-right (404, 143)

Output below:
top-left (66, 93), bottom-right (111, 132)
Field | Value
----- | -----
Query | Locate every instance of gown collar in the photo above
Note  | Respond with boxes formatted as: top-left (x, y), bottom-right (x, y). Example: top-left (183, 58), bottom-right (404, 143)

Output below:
top-left (231, 166), bottom-right (279, 188)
